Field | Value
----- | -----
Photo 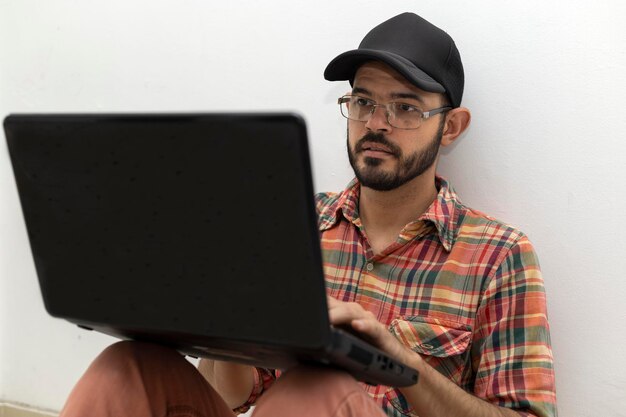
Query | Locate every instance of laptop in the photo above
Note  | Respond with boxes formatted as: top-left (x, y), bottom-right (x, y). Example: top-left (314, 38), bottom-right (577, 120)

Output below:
top-left (4, 113), bottom-right (418, 387)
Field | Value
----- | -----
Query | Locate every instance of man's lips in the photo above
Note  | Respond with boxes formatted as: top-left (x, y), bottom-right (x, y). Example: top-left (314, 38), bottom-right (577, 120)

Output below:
top-left (358, 142), bottom-right (395, 156)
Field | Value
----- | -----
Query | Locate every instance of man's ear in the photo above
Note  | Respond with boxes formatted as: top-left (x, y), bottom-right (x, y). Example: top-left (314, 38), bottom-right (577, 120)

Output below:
top-left (441, 107), bottom-right (471, 147)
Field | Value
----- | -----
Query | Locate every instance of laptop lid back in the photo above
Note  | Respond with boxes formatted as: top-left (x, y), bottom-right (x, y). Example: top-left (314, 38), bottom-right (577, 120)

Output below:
top-left (5, 113), bottom-right (331, 356)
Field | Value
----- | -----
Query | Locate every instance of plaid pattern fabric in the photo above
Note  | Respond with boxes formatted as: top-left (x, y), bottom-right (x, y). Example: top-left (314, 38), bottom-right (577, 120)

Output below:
top-left (233, 367), bottom-right (276, 414)
top-left (315, 177), bottom-right (557, 417)
top-left (243, 176), bottom-right (556, 417)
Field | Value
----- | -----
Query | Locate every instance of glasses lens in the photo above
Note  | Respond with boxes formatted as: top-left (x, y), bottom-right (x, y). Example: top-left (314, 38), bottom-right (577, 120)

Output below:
top-left (339, 98), bottom-right (351, 119)
top-left (340, 96), bottom-right (374, 122)
top-left (389, 103), bottom-right (423, 129)
top-left (338, 96), bottom-right (426, 129)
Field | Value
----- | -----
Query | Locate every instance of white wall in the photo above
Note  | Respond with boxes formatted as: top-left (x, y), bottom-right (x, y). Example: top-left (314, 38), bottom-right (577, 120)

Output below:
top-left (1, 1), bottom-right (625, 416)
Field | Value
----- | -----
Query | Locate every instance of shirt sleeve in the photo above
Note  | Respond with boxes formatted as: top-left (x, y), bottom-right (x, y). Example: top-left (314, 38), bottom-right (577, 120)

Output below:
top-left (472, 235), bottom-right (557, 417)
top-left (232, 367), bottom-right (276, 415)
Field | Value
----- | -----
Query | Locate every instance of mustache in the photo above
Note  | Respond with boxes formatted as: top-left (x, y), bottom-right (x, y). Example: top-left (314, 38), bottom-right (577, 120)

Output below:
top-left (354, 132), bottom-right (401, 157)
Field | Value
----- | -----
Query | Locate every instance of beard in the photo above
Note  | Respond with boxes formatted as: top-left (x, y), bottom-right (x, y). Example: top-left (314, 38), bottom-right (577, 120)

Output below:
top-left (347, 120), bottom-right (445, 191)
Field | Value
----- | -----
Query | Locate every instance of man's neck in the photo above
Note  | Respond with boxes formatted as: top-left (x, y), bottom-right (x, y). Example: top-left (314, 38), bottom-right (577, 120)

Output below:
top-left (358, 173), bottom-right (438, 253)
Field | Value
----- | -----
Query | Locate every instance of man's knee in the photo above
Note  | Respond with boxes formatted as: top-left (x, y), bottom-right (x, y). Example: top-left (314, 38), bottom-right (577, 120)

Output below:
top-left (258, 366), bottom-right (360, 402)
top-left (254, 366), bottom-right (380, 417)
top-left (279, 365), bottom-right (358, 390)
top-left (91, 341), bottom-right (184, 375)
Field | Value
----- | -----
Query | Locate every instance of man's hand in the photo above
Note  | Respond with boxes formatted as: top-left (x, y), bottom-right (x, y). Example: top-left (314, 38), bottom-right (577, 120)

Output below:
top-left (326, 295), bottom-right (416, 366)
top-left (327, 296), bottom-right (524, 417)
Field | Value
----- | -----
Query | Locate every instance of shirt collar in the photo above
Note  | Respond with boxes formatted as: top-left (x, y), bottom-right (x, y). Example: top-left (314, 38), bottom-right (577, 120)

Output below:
top-left (318, 176), bottom-right (461, 252)
top-left (317, 178), bottom-right (360, 231)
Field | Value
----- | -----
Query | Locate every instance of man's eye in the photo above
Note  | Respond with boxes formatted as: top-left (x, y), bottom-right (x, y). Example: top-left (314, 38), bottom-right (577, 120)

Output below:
top-left (395, 103), bottom-right (420, 113)
top-left (355, 98), bottom-right (372, 107)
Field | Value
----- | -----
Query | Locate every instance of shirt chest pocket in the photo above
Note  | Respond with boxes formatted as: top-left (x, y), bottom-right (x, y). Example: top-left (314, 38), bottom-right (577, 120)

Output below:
top-left (385, 316), bottom-right (473, 416)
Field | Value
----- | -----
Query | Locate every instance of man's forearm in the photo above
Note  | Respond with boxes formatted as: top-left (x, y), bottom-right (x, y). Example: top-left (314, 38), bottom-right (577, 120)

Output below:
top-left (197, 359), bottom-right (255, 409)
top-left (400, 353), bottom-right (522, 417)
top-left (327, 297), bottom-right (536, 416)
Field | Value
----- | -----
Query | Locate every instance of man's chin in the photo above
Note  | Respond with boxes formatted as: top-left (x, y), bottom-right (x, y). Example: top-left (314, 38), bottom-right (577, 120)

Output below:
top-left (356, 163), bottom-right (391, 178)
top-left (354, 169), bottom-right (398, 191)
top-left (358, 179), bottom-right (398, 192)
top-left (362, 156), bottom-right (386, 167)
top-left (360, 152), bottom-right (402, 170)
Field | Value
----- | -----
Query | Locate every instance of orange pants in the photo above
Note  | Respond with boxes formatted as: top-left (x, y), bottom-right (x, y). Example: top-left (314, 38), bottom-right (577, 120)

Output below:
top-left (61, 341), bottom-right (386, 417)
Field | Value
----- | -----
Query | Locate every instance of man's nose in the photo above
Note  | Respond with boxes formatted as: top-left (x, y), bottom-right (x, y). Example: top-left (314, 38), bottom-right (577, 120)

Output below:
top-left (364, 105), bottom-right (392, 132)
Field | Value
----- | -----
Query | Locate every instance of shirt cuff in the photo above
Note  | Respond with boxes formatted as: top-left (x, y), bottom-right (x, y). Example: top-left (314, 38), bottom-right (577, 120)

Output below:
top-left (232, 367), bottom-right (276, 414)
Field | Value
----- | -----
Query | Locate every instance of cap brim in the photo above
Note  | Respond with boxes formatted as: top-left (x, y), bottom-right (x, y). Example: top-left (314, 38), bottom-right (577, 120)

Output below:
top-left (324, 49), bottom-right (445, 94)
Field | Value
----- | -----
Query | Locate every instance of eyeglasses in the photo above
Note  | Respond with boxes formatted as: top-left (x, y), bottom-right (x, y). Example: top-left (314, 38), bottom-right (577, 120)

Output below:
top-left (338, 95), bottom-right (451, 130)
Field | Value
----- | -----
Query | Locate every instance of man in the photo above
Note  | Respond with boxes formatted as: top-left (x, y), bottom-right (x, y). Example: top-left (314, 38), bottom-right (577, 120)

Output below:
top-left (60, 12), bottom-right (556, 417)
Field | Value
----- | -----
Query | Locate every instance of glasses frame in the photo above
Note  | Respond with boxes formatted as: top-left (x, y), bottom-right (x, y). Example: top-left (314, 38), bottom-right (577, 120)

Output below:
top-left (338, 94), bottom-right (452, 130)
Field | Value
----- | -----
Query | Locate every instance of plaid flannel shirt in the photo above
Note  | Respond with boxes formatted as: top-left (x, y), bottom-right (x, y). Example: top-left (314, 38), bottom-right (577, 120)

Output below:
top-left (240, 176), bottom-right (557, 417)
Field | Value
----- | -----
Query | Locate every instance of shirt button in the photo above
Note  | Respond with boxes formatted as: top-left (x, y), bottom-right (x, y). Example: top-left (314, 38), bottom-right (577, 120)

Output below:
top-left (366, 262), bottom-right (374, 272)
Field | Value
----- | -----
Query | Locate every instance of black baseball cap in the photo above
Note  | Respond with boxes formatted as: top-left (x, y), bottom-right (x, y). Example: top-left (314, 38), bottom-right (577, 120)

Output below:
top-left (324, 13), bottom-right (464, 108)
